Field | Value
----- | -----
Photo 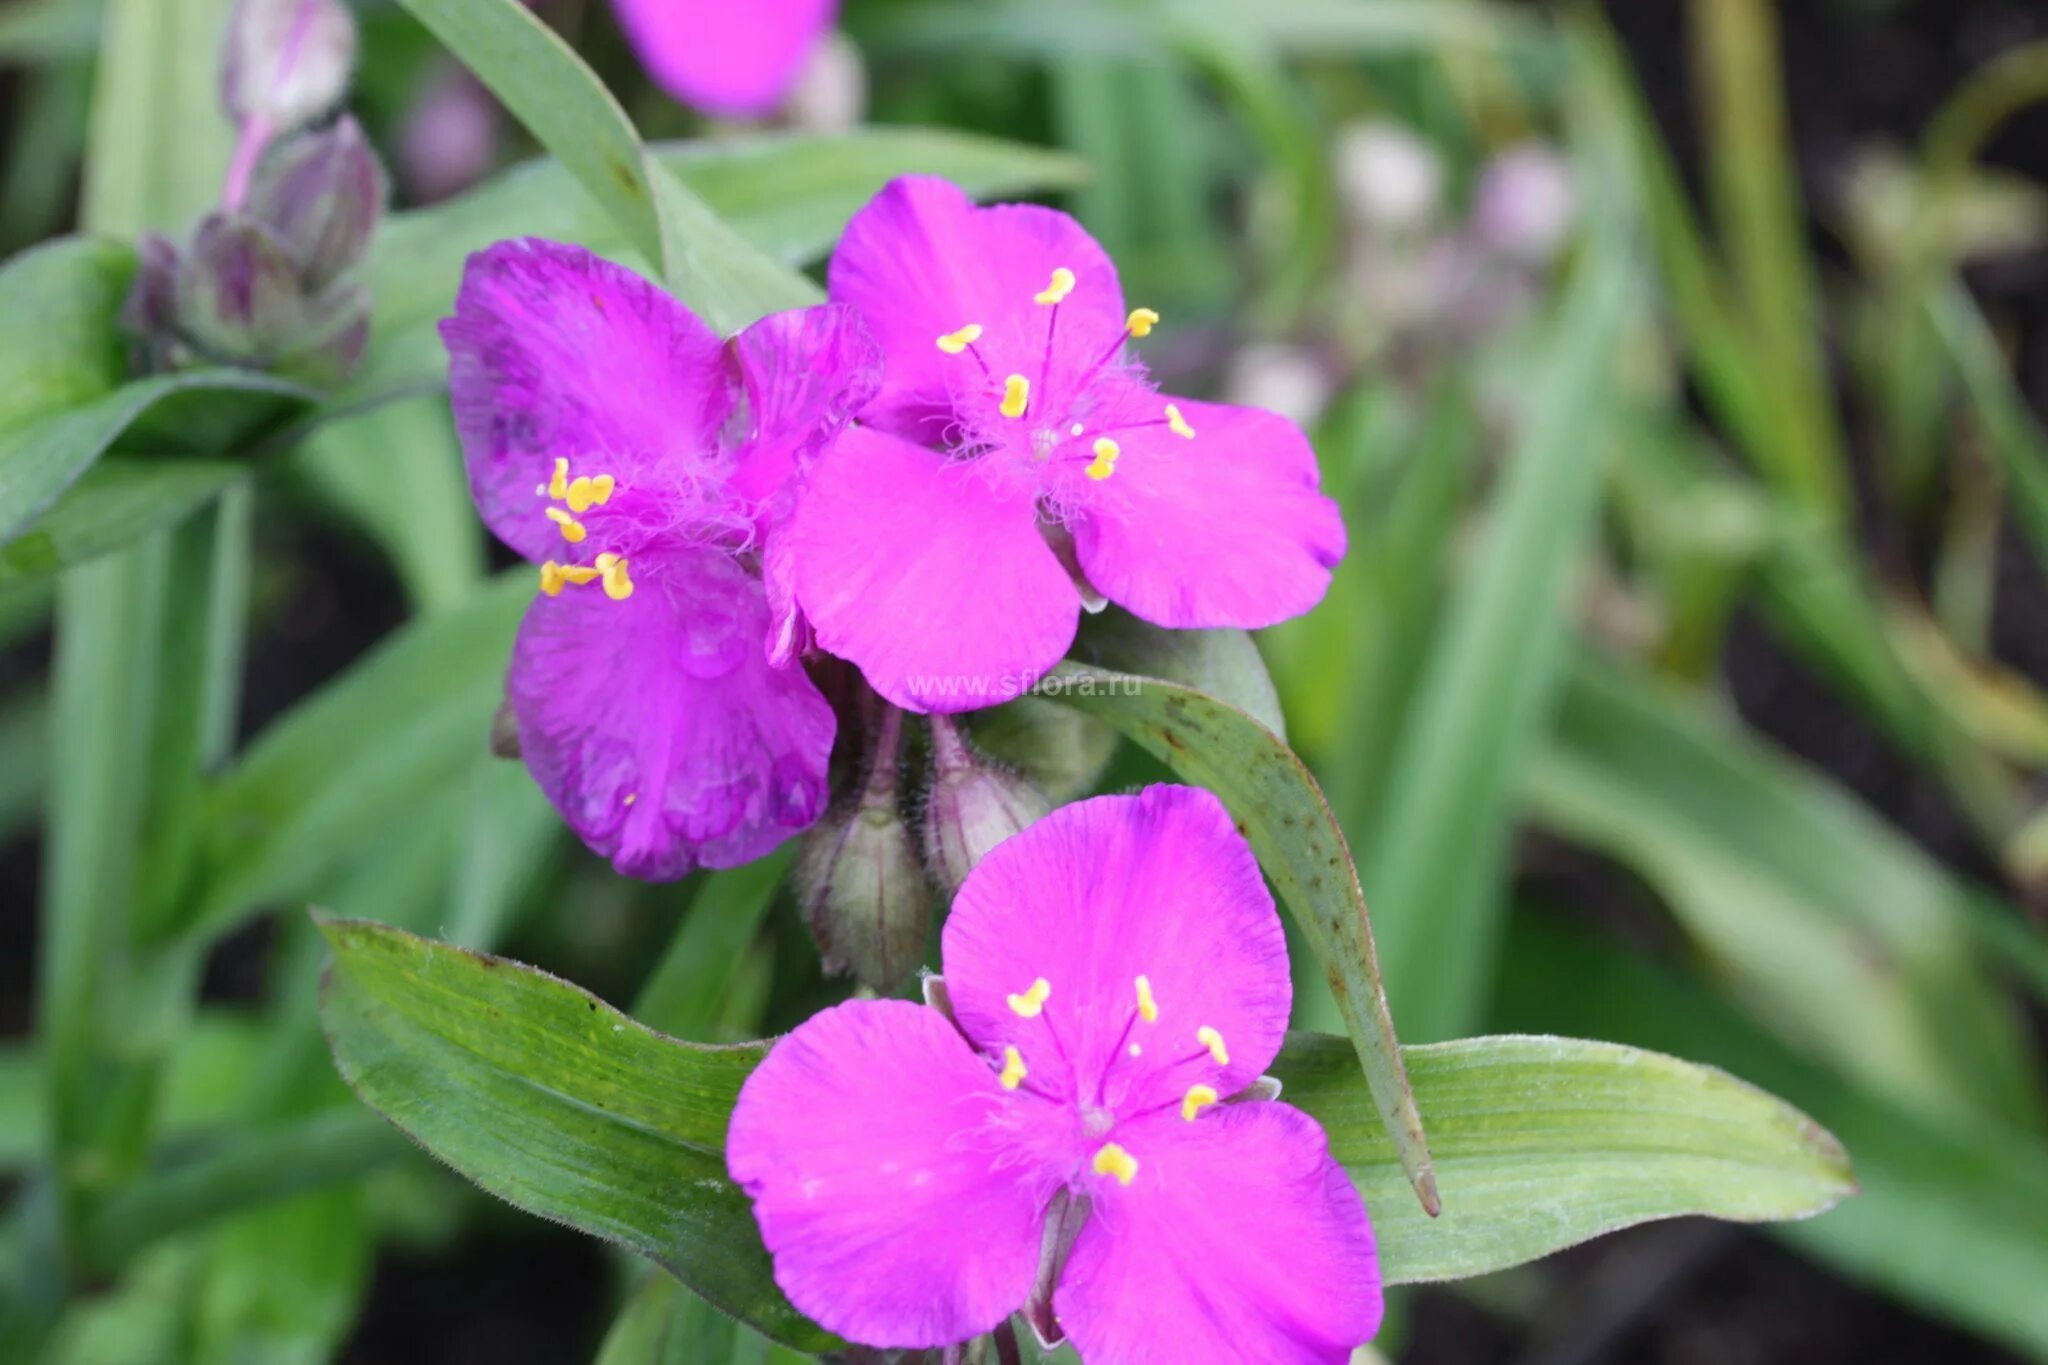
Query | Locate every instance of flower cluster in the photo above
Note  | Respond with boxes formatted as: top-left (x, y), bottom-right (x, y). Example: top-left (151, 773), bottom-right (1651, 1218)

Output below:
top-left (439, 176), bottom-right (1373, 1359)
top-left (444, 175), bottom-right (1344, 880)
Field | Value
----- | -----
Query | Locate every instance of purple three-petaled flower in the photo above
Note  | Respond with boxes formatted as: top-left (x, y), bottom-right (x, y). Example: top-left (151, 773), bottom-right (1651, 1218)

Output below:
top-left (441, 238), bottom-right (880, 879)
top-left (729, 784), bottom-right (1382, 1361)
top-left (613, 0), bottom-right (838, 118)
top-left (787, 176), bottom-right (1350, 713)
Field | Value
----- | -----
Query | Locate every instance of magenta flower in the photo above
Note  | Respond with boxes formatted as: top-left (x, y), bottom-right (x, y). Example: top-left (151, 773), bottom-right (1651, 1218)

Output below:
top-left (612, 0), bottom-right (837, 119)
top-left (728, 785), bottom-right (1382, 1360)
top-left (786, 177), bottom-right (1349, 713)
top-left (441, 239), bottom-right (880, 878)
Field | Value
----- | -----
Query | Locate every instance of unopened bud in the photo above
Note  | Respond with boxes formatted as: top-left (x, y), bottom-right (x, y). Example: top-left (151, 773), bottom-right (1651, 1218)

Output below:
top-left (966, 698), bottom-right (1117, 803)
top-left (176, 213), bottom-right (306, 361)
top-left (121, 234), bottom-right (186, 371)
top-left (797, 710), bottom-right (931, 994)
top-left (221, 0), bottom-right (358, 133)
top-left (247, 117), bottom-right (384, 293)
top-left (921, 716), bottom-right (1051, 897)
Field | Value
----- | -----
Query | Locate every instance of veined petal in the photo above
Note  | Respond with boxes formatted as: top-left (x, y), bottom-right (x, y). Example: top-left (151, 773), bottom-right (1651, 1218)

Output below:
top-left (729, 999), bottom-right (1050, 1349)
top-left (442, 238), bottom-right (731, 563)
top-left (725, 302), bottom-right (883, 515)
top-left (941, 786), bottom-right (1290, 1115)
top-left (1074, 392), bottom-right (1347, 629)
top-left (510, 547), bottom-right (832, 879)
top-left (1054, 1101), bottom-right (1382, 1365)
top-left (789, 426), bottom-right (1080, 713)
top-left (613, 0), bottom-right (837, 118)
top-left (828, 176), bottom-right (1126, 437)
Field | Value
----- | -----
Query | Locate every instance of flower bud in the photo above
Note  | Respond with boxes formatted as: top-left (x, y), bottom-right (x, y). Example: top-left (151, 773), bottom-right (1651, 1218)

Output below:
top-left (121, 234), bottom-right (186, 372)
top-left (784, 32), bottom-right (867, 134)
top-left (797, 711), bottom-right (931, 994)
top-left (921, 715), bottom-right (1051, 897)
top-left (221, 0), bottom-right (358, 134)
top-left (965, 698), bottom-right (1117, 804)
top-left (247, 117), bottom-right (384, 293)
top-left (176, 213), bottom-right (306, 361)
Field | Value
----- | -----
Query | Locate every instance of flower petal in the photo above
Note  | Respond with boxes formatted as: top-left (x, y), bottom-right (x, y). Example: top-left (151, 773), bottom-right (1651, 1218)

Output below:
top-left (728, 999), bottom-right (1050, 1349)
top-left (1074, 393), bottom-right (1347, 628)
top-left (442, 238), bottom-right (731, 563)
top-left (941, 786), bottom-right (1291, 1115)
top-left (613, 0), bottom-right (836, 118)
top-left (828, 176), bottom-right (1127, 437)
top-left (725, 301), bottom-right (884, 514)
top-left (789, 426), bottom-right (1080, 713)
top-left (1054, 1101), bottom-right (1382, 1365)
top-left (726, 303), bottom-right (884, 661)
top-left (510, 547), bottom-right (833, 879)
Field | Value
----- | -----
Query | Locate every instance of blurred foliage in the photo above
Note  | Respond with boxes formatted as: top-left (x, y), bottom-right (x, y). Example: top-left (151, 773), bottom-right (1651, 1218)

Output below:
top-left (1, 0), bottom-right (2046, 1360)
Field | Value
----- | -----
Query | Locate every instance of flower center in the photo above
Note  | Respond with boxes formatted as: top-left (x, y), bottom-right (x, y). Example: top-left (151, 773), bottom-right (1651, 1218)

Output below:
top-left (988, 971), bottom-right (1238, 1192)
top-left (535, 456), bottom-right (634, 601)
top-left (928, 268), bottom-right (1198, 499)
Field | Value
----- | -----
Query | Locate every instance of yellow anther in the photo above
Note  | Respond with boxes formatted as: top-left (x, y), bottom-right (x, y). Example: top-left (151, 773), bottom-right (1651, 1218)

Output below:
top-left (548, 456), bottom-right (570, 500)
top-left (1166, 404), bottom-right (1196, 440)
top-left (1000, 374), bottom-right (1031, 420)
top-left (1182, 1084), bottom-right (1220, 1122)
top-left (545, 506), bottom-right (588, 544)
top-left (1006, 977), bottom-right (1052, 1018)
top-left (1092, 1142), bottom-right (1138, 1187)
top-left (1126, 307), bottom-right (1160, 337)
top-left (538, 561), bottom-right (601, 597)
top-left (1134, 975), bottom-right (1159, 1024)
top-left (1035, 267), bottom-right (1076, 305)
top-left (566, 473), bottom-right (616, 513)
top-left (594, 552), bottom-right (634, 601)
top-left (1084, 437), bottom-right (1122, 482)
top-left (1197, 1025), bottom-right (1230, 1066)
top-left (999, 1046), bottom-right (1028, 1091)
top-left (936, 323), bottom-right (984, 354)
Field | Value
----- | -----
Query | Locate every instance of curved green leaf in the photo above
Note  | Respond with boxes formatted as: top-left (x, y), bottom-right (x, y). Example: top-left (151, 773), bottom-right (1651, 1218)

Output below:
top-left (393, 0), bottom-right (662, 267)
top-left (1278, 1032), bottom-right (1856, 1282)
top-left (1043, 660), bottom-right (1437, 1214)
top-left (0, 459), bottom-right (242, 585)
top-left (317, 918), bottom-right (839, 1354)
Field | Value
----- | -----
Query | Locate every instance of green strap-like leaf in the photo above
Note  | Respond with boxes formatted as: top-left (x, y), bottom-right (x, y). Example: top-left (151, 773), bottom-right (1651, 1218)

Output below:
top-left (392, 0), bottom-right (664, 268)
top-left (1277, 1031), bottom-right (1855, 1283)
top-left (319, 919), bottom-right (1852, 1322)
top-left (0, 459), bottom-right (242, 586)
top-left (1042, 660), bottom-right (1438, 1215)
top-left (317, 917), bottom-right (841, 1354)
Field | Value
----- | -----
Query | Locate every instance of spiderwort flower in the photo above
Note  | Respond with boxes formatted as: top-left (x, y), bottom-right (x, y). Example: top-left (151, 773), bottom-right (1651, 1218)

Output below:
top-left (729, 785), bottom-right (1382, 1361)
top-left (789, 177), bottom-right (1349, 713)
top-left (441, 239), bottom-right (881, 878)
top-left (613, 0), bottom-right (838, 119)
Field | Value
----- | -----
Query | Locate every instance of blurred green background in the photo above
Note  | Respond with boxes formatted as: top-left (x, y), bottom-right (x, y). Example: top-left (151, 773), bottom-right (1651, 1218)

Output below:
top-left (3, 0), bottom-right (2048, 1360)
